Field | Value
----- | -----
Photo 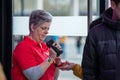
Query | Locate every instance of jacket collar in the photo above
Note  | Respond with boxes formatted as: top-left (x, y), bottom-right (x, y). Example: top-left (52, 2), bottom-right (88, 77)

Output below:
top-left (102, 7), bottom-right (120, 31)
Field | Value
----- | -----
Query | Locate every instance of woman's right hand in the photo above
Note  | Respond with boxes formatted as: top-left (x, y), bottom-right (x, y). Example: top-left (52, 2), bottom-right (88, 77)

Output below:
top-left (49, 42), bottom-right (62, 59)
top-left (49, 48), bottom-right (57, 60)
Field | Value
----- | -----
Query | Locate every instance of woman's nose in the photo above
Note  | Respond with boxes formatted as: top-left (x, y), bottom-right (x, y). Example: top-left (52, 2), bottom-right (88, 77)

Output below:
top-left (45, 30), bottom-right (48, 34)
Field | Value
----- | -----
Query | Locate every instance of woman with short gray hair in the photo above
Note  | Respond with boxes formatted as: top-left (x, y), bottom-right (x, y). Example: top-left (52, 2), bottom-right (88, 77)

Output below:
top-left (12, 10), bottom-right (62, 80)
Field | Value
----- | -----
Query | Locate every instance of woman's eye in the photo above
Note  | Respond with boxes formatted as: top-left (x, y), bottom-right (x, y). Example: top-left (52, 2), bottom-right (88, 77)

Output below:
top-left (41, 27), bottom-right (45, 30)
top-left (41, 27), bottom-right (49, 30)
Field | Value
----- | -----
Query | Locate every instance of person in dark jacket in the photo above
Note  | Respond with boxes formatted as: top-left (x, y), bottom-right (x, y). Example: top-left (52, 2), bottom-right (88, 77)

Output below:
top-left (82, 0), bottom-right (120, 80)
top-left (89, 17), bottom-right (102, 30)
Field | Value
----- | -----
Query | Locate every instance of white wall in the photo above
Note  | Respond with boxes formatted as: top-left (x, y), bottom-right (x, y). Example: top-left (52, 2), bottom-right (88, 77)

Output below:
top-left (13, 16), bottom-right (88, 36)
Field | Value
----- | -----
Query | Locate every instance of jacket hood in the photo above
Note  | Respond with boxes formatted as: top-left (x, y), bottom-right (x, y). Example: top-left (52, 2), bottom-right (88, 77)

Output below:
top-left (102, 7), bottom-right (120, 30)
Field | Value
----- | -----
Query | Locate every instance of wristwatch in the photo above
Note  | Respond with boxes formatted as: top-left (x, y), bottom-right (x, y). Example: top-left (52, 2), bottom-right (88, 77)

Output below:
top-left (47, 57), bottom-right (53, 64)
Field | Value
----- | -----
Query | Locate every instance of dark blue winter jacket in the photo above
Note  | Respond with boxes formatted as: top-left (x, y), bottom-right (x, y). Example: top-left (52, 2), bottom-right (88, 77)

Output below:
top-left (82, 8), bottom-right (120, 80)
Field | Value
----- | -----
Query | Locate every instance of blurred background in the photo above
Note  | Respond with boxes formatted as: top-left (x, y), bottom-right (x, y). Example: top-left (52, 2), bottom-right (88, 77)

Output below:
top-left (1, 0), bottom-right (111, 80)
top-left (12, 0), bottom-right (110, 80)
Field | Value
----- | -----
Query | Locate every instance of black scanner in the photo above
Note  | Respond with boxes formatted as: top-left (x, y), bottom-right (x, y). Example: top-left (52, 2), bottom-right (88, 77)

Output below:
top-left (46, 39), bottom-right (63, 57)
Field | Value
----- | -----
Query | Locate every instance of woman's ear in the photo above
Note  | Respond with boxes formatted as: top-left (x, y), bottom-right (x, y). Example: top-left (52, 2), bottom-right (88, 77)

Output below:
top-left (30, 24), bottom-right (35, 32)
top-left (110, 1), bottom-right (116, 9)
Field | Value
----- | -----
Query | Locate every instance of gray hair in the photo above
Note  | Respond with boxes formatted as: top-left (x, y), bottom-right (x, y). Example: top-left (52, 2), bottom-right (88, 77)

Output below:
top-left (29, 10), bottom-right (53, 31)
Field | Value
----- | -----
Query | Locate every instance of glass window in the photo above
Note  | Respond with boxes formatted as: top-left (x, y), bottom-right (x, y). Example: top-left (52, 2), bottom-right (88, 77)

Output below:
top-left (13, 0), bottom-right (22, 15)
top-left (13, 0), bottom-right (98, 16)
top-left (13, 0), bottom-right (37, 16)
top-left (12, 0), bottom-right (100, 80)
top-left (44, 0), bottom-right (72, 16)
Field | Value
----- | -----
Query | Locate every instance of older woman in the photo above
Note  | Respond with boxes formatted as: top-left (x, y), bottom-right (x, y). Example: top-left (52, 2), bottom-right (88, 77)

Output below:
top-left (12, 10), bottom-right (62, 80)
